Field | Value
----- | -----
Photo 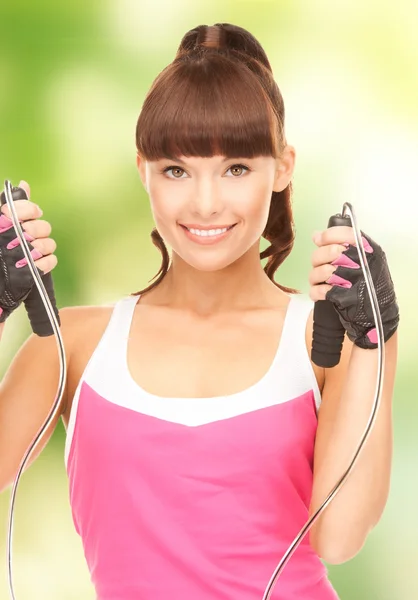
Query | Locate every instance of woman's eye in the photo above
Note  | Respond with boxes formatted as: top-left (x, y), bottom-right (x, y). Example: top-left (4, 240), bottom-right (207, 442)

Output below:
top-left (226, 164), bottom-right (250, 177)
top-left (161, 163), bottom-right (250, 179)
top-left (162, 166), bottom-right (186, 179)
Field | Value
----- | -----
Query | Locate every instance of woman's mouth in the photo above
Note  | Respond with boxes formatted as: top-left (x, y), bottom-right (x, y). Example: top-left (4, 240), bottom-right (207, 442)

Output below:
top-left (179, 223), bottom-right (237, 245)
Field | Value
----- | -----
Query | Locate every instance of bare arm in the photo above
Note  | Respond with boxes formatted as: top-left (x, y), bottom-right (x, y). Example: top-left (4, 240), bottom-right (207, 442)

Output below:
top-left (308, 331), bottom-right (397, 564)
top-left (0, 307), bottom-right (75, 493)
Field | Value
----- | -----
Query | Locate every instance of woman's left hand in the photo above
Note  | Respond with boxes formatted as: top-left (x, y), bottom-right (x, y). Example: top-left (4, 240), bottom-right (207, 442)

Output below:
top-left (309, 226), bottom-right (361, 302)
top-left (309, 226), bottom-right (399, 349)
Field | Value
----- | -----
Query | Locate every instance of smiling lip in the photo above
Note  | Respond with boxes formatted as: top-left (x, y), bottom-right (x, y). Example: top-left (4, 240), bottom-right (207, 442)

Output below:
top-left (179, 223), bottom-right (237, 245)
top-left (180, 223), bottom-right (236, 230)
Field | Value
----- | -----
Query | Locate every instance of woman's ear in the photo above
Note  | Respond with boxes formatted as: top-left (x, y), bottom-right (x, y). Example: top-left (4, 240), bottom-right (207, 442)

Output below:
top-left (136, 153), bottom-right (148, 192)
top-left (273, 145), bottom-right (296, 192)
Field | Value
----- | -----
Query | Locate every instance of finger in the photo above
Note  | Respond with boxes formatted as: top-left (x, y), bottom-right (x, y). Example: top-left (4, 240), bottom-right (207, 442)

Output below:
top-left (6, 222), bottom-right (53, 249)
top-left (311, 243), bottom-right (348, 268)
top-left (309, 264), bottom-right (336, 286)
top-left (16, 248), bottom-right (44, 268)
top-left (33, 254), bottom-right (58, 275)
top-left (315, 226), bottom-right (353, 245)
top-left (309, 283), bottom-right (333, 302)
top-left (21, 219), bottom-right (52, 239)
top-left (6, 231), bottom-right (35, 249)
top-left (30, 238), bottom-right (57, 256)
top-left (319, 226), bottom-right (373, 252)
top-left (1, 199), bottom-right (43, 222)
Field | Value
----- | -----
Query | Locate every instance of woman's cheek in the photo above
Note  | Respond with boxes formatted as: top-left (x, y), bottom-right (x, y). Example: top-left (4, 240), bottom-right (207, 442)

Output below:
top-left (149, 197), bottom-right (180, 238)
top-left (237, 188), bottom-right (272, 229)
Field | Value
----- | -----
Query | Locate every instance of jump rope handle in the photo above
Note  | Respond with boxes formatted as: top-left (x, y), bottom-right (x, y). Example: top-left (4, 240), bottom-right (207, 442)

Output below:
top-left (0, 185), bottom-right (59, 336)
top-left (311, 213), bottom-right (352, 368)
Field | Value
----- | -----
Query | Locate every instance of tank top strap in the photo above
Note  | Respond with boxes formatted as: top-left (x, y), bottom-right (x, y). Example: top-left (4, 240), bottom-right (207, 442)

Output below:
top-left (280, 293), bottom-right (314, 354)
top-left (278, 293), bottom-right (321, 411)
top-left (103, 294), bottom-right (141, 358)
top-left (107, 294), bottom-right (140, 340)
top-left (82, 294), bottom-right (140, 384)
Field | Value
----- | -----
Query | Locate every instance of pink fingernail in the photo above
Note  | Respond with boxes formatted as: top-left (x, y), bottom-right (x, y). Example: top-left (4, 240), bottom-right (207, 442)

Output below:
top-left (0, 214), bottom-right (13, 233)
top-left (31, 249), bottom-right (43, 260)
top-left (0, 307), bottom-right (3, 316)
top-left (7, 238), bottom-right (20, 250)
top-left (7, 232), bottom-right (35, 249)
top-left (362, 236), bottom-right (373, 253)
top-left (331, 254), bottom-right (360, 269)
top-left (367, 328), bottom-right (378, 343)
top-left (326, 273), bottom-right (352, 288)
top-left (16, 248), bottom-right (43, 267)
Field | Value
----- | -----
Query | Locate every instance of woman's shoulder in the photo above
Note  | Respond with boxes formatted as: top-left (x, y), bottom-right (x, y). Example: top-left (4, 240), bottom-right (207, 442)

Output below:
top-left (60, 300), bottom-right (116, 321)
top-left (59, 294), bottom-right (135, 333)
top-left (61, 296), bottom-right (138, 355)
top-left (59, 302), bottom-right (115, 347)
top-left (63, 293), bottom-right (141, 341)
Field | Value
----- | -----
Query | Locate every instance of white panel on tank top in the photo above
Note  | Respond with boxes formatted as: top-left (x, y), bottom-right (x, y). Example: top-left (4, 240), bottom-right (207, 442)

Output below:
top-left (71, 292), bottom-right (320, 419)
top-left (64, 293), bottom-right (322, 465)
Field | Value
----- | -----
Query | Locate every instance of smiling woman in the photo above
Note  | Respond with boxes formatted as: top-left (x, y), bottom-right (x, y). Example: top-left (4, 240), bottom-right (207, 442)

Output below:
top-left (134, 23), bottom-right (297, 295)
top-left (136, 151), bottom-right (295, 276)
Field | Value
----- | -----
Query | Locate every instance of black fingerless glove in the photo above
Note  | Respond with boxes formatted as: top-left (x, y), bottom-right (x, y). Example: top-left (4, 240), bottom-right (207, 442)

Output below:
top-left (325, 232), bottom-right (399, 349)
top-left (0, 213), bottom-right (41, 324)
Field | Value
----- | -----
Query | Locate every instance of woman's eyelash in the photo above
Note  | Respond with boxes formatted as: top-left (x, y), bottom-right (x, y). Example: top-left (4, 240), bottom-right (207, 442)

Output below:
top-left (160, 163), bottom-right (252, 177)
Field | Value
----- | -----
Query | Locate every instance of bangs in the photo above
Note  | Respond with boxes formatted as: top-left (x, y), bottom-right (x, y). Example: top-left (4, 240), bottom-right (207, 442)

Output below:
top-left (136, 53), bottom-right (281, 162)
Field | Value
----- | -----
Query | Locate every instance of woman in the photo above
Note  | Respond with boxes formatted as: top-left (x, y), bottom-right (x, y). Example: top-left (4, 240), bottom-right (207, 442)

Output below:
top-left (0, 23), bottom-right (399, 600)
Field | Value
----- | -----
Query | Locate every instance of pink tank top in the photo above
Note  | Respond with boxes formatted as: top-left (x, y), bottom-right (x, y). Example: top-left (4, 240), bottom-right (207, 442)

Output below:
top-left (64, 293), bottom-right (339, 599)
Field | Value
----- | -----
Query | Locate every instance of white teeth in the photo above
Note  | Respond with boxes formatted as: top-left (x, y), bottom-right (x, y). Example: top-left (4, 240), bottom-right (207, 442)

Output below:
top-left (188, 227), bottom-right (228, 237)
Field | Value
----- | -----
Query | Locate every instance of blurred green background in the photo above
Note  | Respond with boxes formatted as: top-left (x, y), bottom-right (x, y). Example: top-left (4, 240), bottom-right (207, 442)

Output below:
top-left (0, 0), bottom-right (417, 598)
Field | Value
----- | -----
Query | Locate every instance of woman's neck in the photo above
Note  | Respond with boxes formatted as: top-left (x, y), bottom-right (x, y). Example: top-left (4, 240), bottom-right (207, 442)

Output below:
top-left (143, 251), bottom-right (286, 317)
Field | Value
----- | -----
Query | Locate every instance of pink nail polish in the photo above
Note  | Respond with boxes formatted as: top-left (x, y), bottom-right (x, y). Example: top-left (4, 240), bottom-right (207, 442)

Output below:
top-left (0, 214), bottom-right (13, 233)
top-left (361, 236), bottom-right (373, 253)
top-left (331, 254), bottom-right (360, 269)
top-left (16, 258), bottom-right (27, 268)
top-left (7, 231), bottom-right (35, 250)
top-left (326, 273), bottom-right (352, 288)
top-left (367, 328), bottom-right (378, 343)
top-left (31, 249), bottom-right (43, 261)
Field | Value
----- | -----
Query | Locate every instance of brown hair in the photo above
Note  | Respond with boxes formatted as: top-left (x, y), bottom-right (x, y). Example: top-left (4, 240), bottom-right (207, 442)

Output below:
top-left (133, 23), bottom-right (298, 296)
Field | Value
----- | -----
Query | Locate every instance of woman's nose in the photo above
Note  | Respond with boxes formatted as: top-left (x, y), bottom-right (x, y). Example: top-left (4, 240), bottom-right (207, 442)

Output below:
top-left (191, 180), bottom-right (223, 217)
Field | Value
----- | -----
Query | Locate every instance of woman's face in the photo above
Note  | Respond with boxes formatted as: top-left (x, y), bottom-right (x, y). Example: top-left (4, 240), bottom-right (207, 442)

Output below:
top-left (136, 150), bottom-right (295, 272)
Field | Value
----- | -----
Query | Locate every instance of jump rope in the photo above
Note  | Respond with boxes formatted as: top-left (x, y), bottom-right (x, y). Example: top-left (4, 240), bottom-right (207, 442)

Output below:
top-left (1, 180), bottom-right (385, 599)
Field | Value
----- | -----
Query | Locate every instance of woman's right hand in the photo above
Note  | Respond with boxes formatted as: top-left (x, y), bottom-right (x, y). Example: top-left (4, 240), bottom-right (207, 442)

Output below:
top-left (0, 180), bottom-right (58, 323)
